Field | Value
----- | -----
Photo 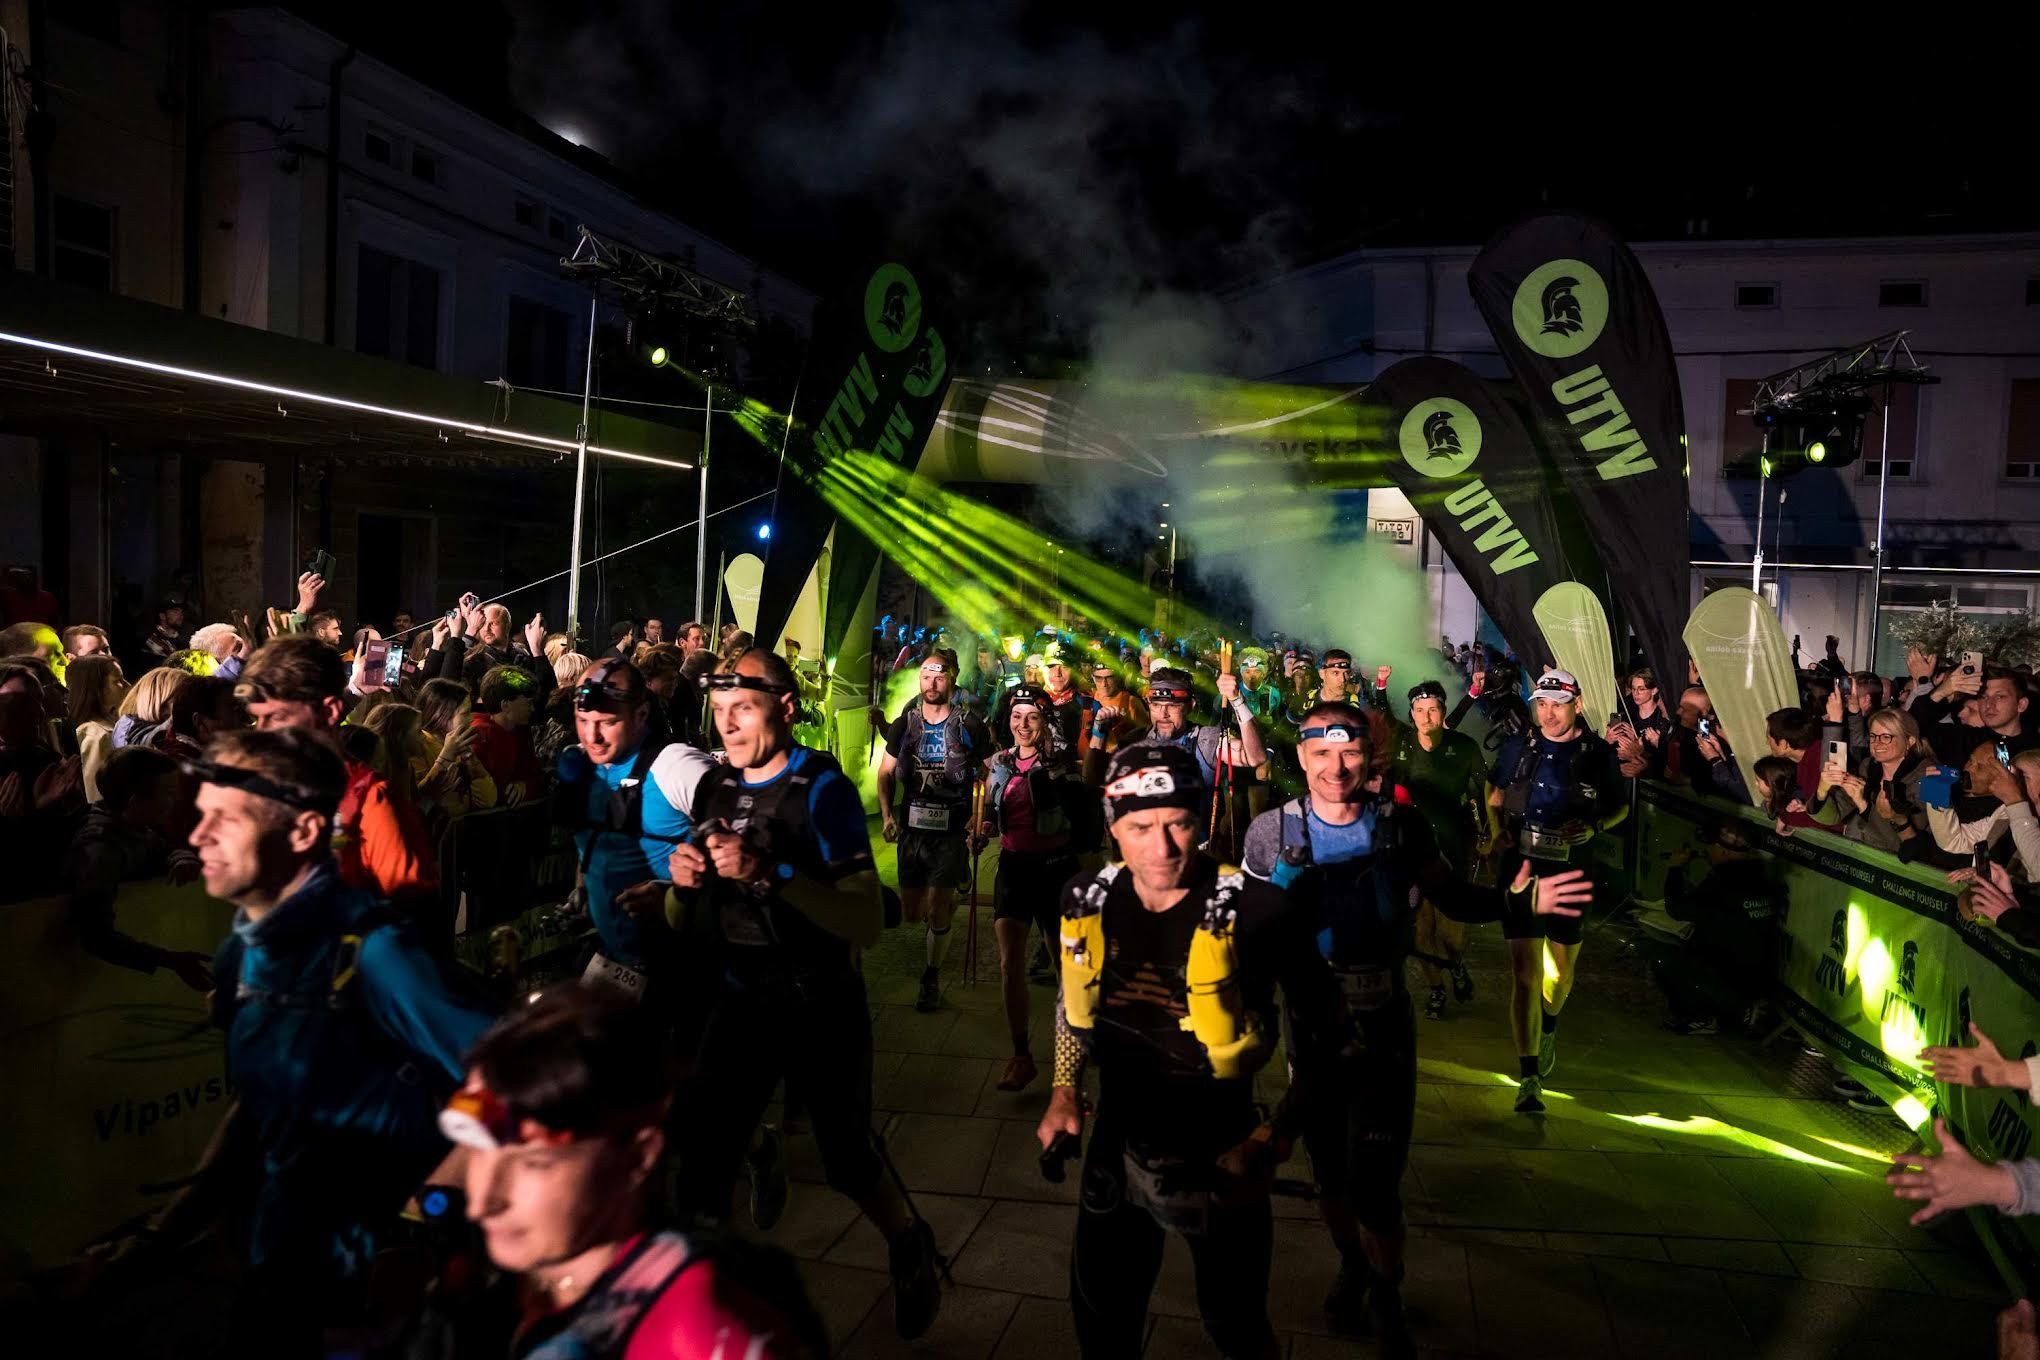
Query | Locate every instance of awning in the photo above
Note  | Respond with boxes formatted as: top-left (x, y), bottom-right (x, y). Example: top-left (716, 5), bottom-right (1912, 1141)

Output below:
top-left (0, 272), bottom-right (696, 470)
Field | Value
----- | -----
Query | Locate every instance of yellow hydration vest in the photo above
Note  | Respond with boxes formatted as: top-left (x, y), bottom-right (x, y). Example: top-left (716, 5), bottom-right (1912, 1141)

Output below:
top-left (1059, 862), bottom-right (1266, 1080)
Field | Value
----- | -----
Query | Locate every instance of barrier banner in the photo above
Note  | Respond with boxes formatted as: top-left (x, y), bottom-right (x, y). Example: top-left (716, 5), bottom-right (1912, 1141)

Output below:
top-left (1468, 214), bottom-right (1691, 688)
top-left (0, 880), bottom-right (234, 1274)
top-left (1638, 781), bottom-right (2040, 1292)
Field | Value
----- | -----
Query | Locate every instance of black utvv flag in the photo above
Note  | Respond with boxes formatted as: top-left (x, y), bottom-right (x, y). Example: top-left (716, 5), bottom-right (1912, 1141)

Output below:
top-left (1467, 214), bottom-right (1691, 685)
top-left (1366, 356), bottom-right (1596, 666)
top-left (753, 261), bottom-right (952, 657)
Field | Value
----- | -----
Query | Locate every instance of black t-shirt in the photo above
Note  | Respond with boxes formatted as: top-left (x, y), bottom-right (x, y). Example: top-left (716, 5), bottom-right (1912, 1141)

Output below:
top-left (1389, 724), bottom-right (1485, 865)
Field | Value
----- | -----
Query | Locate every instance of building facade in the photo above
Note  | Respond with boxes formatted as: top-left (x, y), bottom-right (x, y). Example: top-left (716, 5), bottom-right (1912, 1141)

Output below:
top-left (0, 1), bottom-right (815, 648)
top-left (1226, 232), bottom-right (2040, 673)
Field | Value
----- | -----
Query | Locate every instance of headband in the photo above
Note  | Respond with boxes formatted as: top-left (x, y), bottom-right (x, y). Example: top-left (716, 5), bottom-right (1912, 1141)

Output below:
top-left (1407, 681), bottom-right (1448, 706)
top-left (180, 756), bottom-right (340, 816)
top-left (1298, 723), bottom-right (1365, 744)
top-left (700, 671), bottom-right (795, 696)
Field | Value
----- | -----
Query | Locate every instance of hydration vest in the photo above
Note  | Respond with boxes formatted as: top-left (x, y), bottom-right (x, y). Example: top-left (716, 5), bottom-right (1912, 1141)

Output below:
top-left (899, 706), bottom-right (977, 803)
top-left (1265, 797), bottom-right (1413, 992)
top-left (551, 737), bottom-right (683, 875)
top-left (691, 749), bottom-right (852, 967)
top-left (1059, 861), bottom-right (1266, 1080)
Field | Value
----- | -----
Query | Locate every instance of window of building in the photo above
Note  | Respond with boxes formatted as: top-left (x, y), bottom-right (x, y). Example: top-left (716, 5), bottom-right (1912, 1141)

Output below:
top-left (506, 296), bottom-right (571, 390)
top-left (546, 214), bottom-right (568, 242)
top-left (52, 196), bottom-right (114, 291)
top-left (1861, 382), bottom-right (1921, 481)
top-left (1878, 280), bottom-right (1927, 308)
top-left (2008, 379), bottom-right (2040, 480)
top-left (1719, 378), bottom-right (1761, 475)
top-left (514, 197), bottom-right (540, 229)
top-left (364, 128), bottom-right (394, 165)
top-left (411, 146), bottom-right (441, 186)
top-left (1734, 283), bottom-right (1777, 309)
top-left (355, 243), bottom-right (442, 370)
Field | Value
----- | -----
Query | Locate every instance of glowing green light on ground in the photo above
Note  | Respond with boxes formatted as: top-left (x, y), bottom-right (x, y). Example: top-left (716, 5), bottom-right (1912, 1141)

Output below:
top-left (1810, 1135), bottom-right (1902, 1165)
top-left (1612, 1114), bottom-right (1860, 1174)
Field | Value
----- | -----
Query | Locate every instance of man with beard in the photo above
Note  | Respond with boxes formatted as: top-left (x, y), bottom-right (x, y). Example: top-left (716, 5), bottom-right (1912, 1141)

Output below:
top-left (1123, 667), bottom-right (1266, 860)
top-left (877, 650), bottom-right (991, 1011)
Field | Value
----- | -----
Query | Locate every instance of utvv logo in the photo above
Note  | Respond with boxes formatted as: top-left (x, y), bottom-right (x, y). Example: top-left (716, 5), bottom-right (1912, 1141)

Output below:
top-left (1878, 939), bottom-right (1925, 1032)
top-left (1814, 908), bottom-right (1849, 998)
top-left (1511, 258), bottom-right (1608, 359)
top-left (1397, 398), bottom-right (1481, 479)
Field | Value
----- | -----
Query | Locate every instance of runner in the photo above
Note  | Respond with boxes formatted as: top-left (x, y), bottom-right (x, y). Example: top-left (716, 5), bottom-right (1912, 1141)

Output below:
top-left (877, 650), bottom-right (992, 1011)
top-left (979, 684), bottom-right (1092, 1091)
top-left (1083, 653), bottom-right (1149, 785)
top-left (428, 986), bottom-right (825, 1358)
top-left (1242, 701), bottom-right (1589, 1348)
top-left (1122, 666), bottom-right (1266, 859)
top-left (1368, 672), bottom-right (1491, 1019)
top-left (1038, 743), bottom-right (1346, 1358)
top-left (1487, 668), bottom-right (1628, 1112)
top-left (669, 648), bottom-right (944, 1339)
top-left (1040, 645), bottom-right (1102, 768)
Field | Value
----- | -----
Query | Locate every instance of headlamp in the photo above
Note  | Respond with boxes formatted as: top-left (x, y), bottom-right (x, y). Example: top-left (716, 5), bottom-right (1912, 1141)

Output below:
top-left (1105, 766), bottom-right (1179, 800)
top-left (1298, 723), bottom-right (1364, 744)
top-left (1148, 684), bottom-right (1191, 703)
top-left (700, 672), bottom-right (795, 696)
top-left (178, 756), bottom-right (339, 816)
top-left (1407, 681), bottom-right (1448, 706)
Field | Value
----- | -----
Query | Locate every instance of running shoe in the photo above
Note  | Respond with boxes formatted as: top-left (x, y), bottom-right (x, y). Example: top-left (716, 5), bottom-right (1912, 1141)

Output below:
top-left (1323, 1259), bottom-right (1372, 1334)
top-left (888, 1218), bottom-right (945, 1340)
top-left (1514, 1076), bottom-right (1546, 1114)
top-left (997, 1054), bottom-right (1039, 1092)
top-left (915, 968), bottom-right (941, 1013)
top-left (1450, 960), bottom-right (1474, 1003)
top-left (1537, 1025), bottom-right (1558, 1078)
top-left (747, 1124), bottom-right (788, 1232)
top-left (1423, 986), bottom-right (1447, 1021)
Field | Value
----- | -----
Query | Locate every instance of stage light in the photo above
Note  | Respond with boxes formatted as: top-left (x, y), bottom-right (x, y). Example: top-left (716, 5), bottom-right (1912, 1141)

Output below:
top-left (1760, 455), bottom-right (1774, 478)
top-left (649, 345), bottom-right (670, 367)
top-left (756, 522), bottom-right (771, 540)
top-left (1807, 441), bottom-right (1827, 463)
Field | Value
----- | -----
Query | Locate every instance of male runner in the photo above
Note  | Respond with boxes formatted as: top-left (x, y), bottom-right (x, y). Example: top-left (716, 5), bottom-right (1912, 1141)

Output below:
top-left (1365, 671), bottom-right (1490, 1018)
top-left (670, 649), bottom-right (944, 1338)
top-left (877, 650), bottom-right (992, 1010)
top-left (1040, 645), bottom-right (1101, 766)
top-left (1120, 667), bottom-right (1266, 861)
top-left (1039, 744), bottom-right (1344, 1358)
top-left (1488, 668), bottom-right (1627, 1111)
top-left (1243, 702), bottom-right (1588, 1347)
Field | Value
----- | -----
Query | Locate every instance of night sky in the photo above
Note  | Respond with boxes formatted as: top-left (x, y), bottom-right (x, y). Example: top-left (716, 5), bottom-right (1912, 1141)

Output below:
top-left (300, 2), bottom-right (2040, 372)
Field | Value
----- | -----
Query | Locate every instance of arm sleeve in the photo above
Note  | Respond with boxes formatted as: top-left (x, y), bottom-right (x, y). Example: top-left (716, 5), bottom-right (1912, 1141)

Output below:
top-left (359, 930), bottom-right (496, 1080)
top-left (2010, 1159), bottom-right (2040, 1217)
top-left (1052, 997), bottom-right (1091, 1088)
top-left (1446, 693), bottom-right (1476, 730)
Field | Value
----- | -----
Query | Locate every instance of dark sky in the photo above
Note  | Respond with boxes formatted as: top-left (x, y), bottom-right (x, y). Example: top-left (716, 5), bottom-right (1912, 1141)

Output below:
top-left (305, 2), bottom-right (2040, 370)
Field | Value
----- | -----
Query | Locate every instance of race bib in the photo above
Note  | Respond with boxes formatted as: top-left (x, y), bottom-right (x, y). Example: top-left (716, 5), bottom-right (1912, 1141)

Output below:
top-left (1334, 964), bottom-right (1396, 1012)
top-left (582, 952), bottom-right (647, 1000)
top-left (906, 803), bottom-right (952, 832)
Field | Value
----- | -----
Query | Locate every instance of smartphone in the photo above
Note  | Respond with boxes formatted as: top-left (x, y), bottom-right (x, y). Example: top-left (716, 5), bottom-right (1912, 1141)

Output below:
top-left (1825, 739), bottom-right (1849, 769)
top-left (1973, 843), bottom-right (1992, 876)
top-left (386, 642), bottom-right (406, 677)
top-left (305, 548), bottom-right (337, 581)
top-left (1962, 650), bottom-right (1984, 677)
top-left (1697, 717), bottom-right (1714, 739)
top-left (363, 637), bottom-right (390, 684)
top-left (1996, 738), bottom-right (2013, 770)
top-left (1839, 675), bottom-right (1853, 696)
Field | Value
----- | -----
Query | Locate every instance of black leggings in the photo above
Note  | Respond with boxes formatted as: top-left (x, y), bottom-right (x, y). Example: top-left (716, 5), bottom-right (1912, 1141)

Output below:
top-left (1303, 996), bottom-right (1416, 1232)
top-left (1069, 1115), bottom-right (1278, 1359)
top-left (672, 969), bottom-right (886, 1219)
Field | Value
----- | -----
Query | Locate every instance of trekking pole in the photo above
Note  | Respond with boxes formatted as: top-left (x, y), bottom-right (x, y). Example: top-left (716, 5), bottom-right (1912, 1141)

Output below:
top-left (965, 779), bottom-right (986, 984)
top-left (1208, 638), bottom-right (1234, 848)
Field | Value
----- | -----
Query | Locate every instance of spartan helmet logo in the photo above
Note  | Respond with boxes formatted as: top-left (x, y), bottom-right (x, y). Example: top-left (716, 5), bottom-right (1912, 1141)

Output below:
top-left (1898, 940), bottom-right (1918, 994)
top-left (878, 281), bottom-right (910, 339)
top-left (1540, 276), bottom-right (1585, 338)
top-left (1422, 409), bottom-right (1462, 460)
top-left (1827, 909), bottom-right (1847, 954)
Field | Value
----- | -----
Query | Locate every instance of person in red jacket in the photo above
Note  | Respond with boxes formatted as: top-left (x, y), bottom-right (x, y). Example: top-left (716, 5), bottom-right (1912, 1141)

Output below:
top-left (467, 665), bottom-right (544, 806)
top-left (235, 636), bottom-right (436, 902)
